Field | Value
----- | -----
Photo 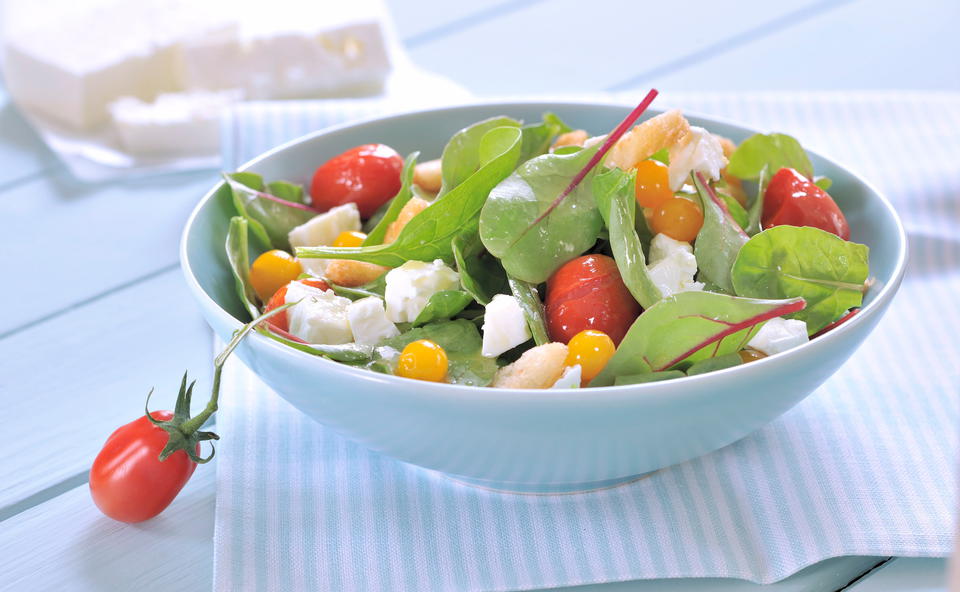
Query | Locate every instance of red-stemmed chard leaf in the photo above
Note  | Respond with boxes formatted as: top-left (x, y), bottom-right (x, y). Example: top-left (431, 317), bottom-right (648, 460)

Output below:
top-left (590, 291), bottom-right (806, 386)
top-left (224, 172), bottom-right (321, 251)
top-left (691, 172), bottom-right (749, 293)
top-left (811, 307), bottom-right (860, 338)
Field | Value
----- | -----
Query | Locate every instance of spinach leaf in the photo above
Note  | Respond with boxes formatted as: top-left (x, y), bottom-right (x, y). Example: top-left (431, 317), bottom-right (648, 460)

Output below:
top-left (519, 112), bottom-right (572, 162)
top-left (452, 222), bottom-right (507, 305)
top-left (591, 291), bottom-right (805, 386)
top-left (717, 192), bottom-right (749, 229)
top-left (326, 276), bottom-right (387, 301)
top-left (691, 172), bottom-right (749, 294)
top-left (379, 319), bottom-right (499, 386)
top-left (439, 116), bottom-right (520, 197)
top-left (614, 370), bottom-right (685, 385)
top-left (648, 148), bottom-right (670, 165)
top-left (224, 172), bottom-right (319, 250)
top-left (296, 126), bottom-right (523, 268)
top-left (479, 143), bottom-right (603, 283)
top-left (413, 291), bottom-right (473, 326)
top-left (225, 216), bottom-right (260, 319)
top-left (258, 329), bottom-right (374, 362)
top-left (363, 152), bottom-right (419, 246)
top-left (593, 167), bottom-right (661, 309)
top-left (508, 277), bottom-right (550, 346)
top-left (814, 176), bottom-right (832, 191)
top-left (686, 352), bottom-right (742, 376)
top-left (266, 180), bottom-right (308, 205)
top-left (731, 226), bottom-right (869, 334)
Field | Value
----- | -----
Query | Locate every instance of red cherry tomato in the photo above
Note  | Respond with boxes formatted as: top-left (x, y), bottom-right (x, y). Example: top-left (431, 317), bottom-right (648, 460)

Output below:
top-left (763, 168), bottom-right (850, 239)
top-left (545, 254), bottom-right (641, 345)
top-left (263, 278), bottom-right (330, 332)
top-left (310, 144), bottom-right (403, 218)
top-left (89, 411), bottom-right (198, 523)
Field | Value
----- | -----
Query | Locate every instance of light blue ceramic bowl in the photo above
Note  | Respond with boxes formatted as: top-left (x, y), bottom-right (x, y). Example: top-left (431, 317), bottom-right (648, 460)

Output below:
top-left (180, 101), bottom-right (906, 493)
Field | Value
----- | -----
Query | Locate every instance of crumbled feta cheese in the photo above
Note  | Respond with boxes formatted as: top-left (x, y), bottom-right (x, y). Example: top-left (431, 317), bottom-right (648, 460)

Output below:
top-left (551, 365), bottom-right (582, 389)
top-left (384, 260), bottom-right (460, 323)
top-left (481, 294), bottom-right (532, 357)
top-left (347, 297), bottom-right (399, 346)
top-left (667, 126), bottom-right (728, 191)
top-left (647, 233), bottom-right (704, 297)
top-left (747, 317), bottom-right (809, 356)
top-left (288, 203), bottom-right (360, 276)
top-left (286, 287), bottom-right (353, 344)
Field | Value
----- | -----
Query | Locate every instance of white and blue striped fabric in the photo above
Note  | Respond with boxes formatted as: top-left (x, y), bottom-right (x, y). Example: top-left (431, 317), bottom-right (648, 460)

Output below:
top-left (214, 92), bottom-right (960, 590)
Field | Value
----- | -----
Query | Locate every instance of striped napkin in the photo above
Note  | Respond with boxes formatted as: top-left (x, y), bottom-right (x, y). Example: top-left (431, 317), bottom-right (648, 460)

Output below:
top-left (213, 92), bottom-right (960, 591)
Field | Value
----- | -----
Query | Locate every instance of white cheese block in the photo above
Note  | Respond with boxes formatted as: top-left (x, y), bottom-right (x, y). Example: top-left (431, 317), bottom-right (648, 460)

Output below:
top-left (109, 90), bottom-right (241, 155)
top-left (384, 260), bottom-right (460, 323)
top-left (481, 294), bottom-right (532, 358)
top-left (285, 285), bottom-right (353, 345)
top-left (348, 297), bottom-right (399, 346)
top-left (668, 126), bottom-right (728, 191)
top-left (748, 318), bottom-right (809, 356)
top-left (647, 233), bottom-right (704, 297)
top-left (288, 203), bottom-right (361, 277)
top-left (648, 233), bottom-right (694, 265)
top-left (551, 365), bottom-right (582, 389)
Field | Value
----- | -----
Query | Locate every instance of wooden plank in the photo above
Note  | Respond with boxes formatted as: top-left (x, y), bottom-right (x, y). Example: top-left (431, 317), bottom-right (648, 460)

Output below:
top-left (635, 0), bottom-right (960, 91)
top-left (0, 268), bottom-right (212, 511)
top-left (0, 93), bottom-right (59, 187)
top-left (0, 169), bottom-right (215, 336)
top-left (0, 463), bottom-right (215, 592)
top-left (847, 558), bottom-right (947, 591)
top-left (405, 0), bottom-right (816, 94)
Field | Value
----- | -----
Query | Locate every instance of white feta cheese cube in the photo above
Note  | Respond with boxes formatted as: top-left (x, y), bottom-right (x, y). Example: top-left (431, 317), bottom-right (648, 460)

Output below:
top-left (288, 203), bottom-right (361, 276)
top-left (551, 365), bottom-right (582, 389)
top-left (384, 260), bottom-right (460, 323)
top-left (348, 297), bottom-right (399, 346)
top-left (481, 294), bottom-right (532, 357)
top-left (747, 317), bottom-right (809, 356)
top-left (668, 126), bottom-right (728, 191)
top-left (647, 234), bottom-right (704, 297)
top-left (286, 286), bottom-right (353, 344)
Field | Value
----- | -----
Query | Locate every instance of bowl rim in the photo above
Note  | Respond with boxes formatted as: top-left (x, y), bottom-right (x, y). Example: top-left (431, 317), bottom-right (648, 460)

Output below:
top-left (180, 98), bottom-right (908, 400)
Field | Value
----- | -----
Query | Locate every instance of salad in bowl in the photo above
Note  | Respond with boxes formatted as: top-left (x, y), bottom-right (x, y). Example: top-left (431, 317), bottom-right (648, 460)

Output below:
top-left (221, 91), bottom-right (869, 390)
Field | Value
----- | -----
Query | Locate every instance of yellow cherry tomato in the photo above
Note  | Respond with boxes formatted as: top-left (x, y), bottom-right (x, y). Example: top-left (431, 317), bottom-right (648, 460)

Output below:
top-left (333, 230), bottom-right (367, 248)
top-left (634, 159), bottom-right (673, 209)
top-left (565, 329), bottom-right (616, 386)
top-left (650, 197), bottom-right (704, 242)
top-left (249, 250), bottom-right (302, 302)
top-left (397, 339), bottom-right (449, 382)
top-left (738, 348), bottom-right (767, 364)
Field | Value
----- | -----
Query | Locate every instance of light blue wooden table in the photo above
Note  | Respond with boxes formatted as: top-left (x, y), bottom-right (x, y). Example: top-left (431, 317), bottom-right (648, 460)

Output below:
top-left (1, 1), bottom-right (956, 590)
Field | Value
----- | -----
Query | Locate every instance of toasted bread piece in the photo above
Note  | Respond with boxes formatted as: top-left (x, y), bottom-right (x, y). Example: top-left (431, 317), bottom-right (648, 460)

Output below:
top-left (713, 135), bottom-right (748, 206)
top-left (323, 259), bottom-right (387, 287)
top-left (605, 109), bottom-right (692, 170)
top-left (715, 135), bottom-right (737, 159)
top-left (492, 342), bottom-right (569, 389)
top-left (384, 196), bottom-right (430, 243)
top-left (551, 129), bottom-right (588, 150)
top-left (413, 159), bottom-right (442, 193)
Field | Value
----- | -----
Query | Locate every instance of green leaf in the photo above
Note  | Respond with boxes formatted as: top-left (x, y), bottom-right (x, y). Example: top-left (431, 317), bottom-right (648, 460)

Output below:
top-left (519, 112), bottom-right (572, 162)
top-left (452, 222), bottom-right (507, 305)
top-left (363, 152), bottom-right (419, 246)
top-left (731, 226), bottom-right (869, 334)
top-left (691, 173), bottom-right (749, 294)
top-left (593, 167), bottom-right (661, 309)
top-left (265, 180), bottom-right (308, 205)
top-left (439, 116), bottom-right (521, 197)
top-left (325, 275), bottom-right (387, 301)
top-left (508, 277), bottom-right (550, 346)
top-left (480, 143), bottom-right (603, 283)
top-left (814, 176), bottom-right (832, 191)
top-left (258, 329), bottom-right (374, 363)
top-left (686, 352), bottom-right (742, 376)
top-left (648, 148), bottom-right (670, 165)
top-left (413, 291), bottom-right (473, 326)
top-left (614, 370), bottom-right (685, 385)
top-left (378, 319), bottom-right (499, 386)
top-left (224, 172), bottom-right (318, 250)
top-left (727, 133), bottom-right (814, 182)
top-left (225, 216), bottom-right (260, 320)
top-left (591, 291), bottom-right (805, 386)
top-left (297, 126), bottom-right (524, 268)
top-left (716, 192), bottom-right (749, 229)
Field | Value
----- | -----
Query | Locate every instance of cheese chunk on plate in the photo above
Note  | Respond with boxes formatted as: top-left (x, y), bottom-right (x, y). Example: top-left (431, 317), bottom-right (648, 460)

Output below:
top-left (287, 203), bottom-right (361, 277)
top-left (384, 260), bottom-right (460, 323)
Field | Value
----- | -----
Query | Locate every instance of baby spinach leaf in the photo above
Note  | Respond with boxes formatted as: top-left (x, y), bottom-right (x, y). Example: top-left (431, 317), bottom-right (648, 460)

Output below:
top-left (258, 329), bottom-right (374, 363)
top-left (727, 132), bottom-right (814, 182)
top-left (439, 116), bottom-right (520, 197)
top-left (297, 126), bottom-right (523, 268)
top-left (591, 291), bottom-right (805, 386)
top-left (413, 291), bottom-right (473, 326)
top-left (685, 352), bottom-right (742, 376)
top-left (379, 319), bottom-right (499, 386)
top-left (479, 143), bottom-right (604, 283)
top-left (717, 192), bottom-right (749, 229)
top-left (508, 277), bottom-right (550, 346)
top-left (614, 370), bottom-right (685, 385)
top-left (225, 216), bottom-right (260, 320)
top-left (692, 172), bottom-right (749, 294)
top-left (519, 112), bottom-right (572, 162)
top-left (731, 225), bottom-right (869, 334)
top-left (266, 180), bottom-right (308, 205)
top-left (224, 172), bottom-right (319, 250)
top-left (593, 167), bottom-right (661, 309)
top-left (814, 176), bottom-right (832, 191)
top-left (363, 152), bottom-right (419, 246)
top-left (648, 148), bottom-right (670, 165)
top-left (452, 222), bottom-right (507, 305)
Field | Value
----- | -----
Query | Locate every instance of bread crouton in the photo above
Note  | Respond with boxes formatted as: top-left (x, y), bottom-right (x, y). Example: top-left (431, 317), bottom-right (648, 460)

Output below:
top-left (715, 135), bottom-right (737, 158)
top-left (605, 109), bottom-right (692, 170)
top-left (413, 159), bottom-right (442, 193)
top-left (323, 259), bottom-right (387, 287)
top-left (384, 196), bottom-right (430, 243)
top-left (492, 342), bottom-right (569, 389)
top-left (551, 129), bottom-right (588, 150)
